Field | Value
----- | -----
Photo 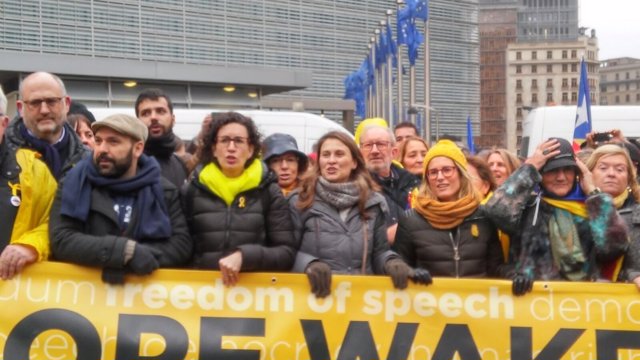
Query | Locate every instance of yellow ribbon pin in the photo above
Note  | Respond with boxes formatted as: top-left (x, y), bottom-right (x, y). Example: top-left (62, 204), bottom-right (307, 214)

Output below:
top-left (238, 196), bottom-right (246, 208)
top-left (471, 223), bottom-right (479, 238)
top-left (8, 181), bottom-right (21, 197)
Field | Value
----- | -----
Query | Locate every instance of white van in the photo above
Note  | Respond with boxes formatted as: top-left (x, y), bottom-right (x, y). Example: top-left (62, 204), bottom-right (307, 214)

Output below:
top-left (88, 108), bottom-right (352, 153)
top-left (521, 105), bottom-right (640, 157)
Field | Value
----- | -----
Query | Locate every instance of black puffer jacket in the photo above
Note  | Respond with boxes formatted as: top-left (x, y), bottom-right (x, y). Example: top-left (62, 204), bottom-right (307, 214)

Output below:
top-left (182, 163), bottom-right (296, 271)
top-left (50, 177), bottom-right (192, 268)
top-left (394, 207), bottom-right (504, 278)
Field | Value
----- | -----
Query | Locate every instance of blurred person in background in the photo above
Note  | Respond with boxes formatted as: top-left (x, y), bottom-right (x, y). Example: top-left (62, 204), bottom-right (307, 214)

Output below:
top-left (67, 101), bottom-right (96, 150)
top-left (399, 136), bottom-right (429, 178)
top-left (481, 147), bottom-right (521, 186)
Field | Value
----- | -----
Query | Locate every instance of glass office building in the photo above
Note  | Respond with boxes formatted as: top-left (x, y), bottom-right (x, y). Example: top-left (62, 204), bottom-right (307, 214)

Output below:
top-left (0, 0), bottom-right (478, 136)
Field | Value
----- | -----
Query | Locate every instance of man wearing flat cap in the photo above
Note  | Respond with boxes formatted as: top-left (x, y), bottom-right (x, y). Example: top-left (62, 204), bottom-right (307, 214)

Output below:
top-left (263, 133), bottom-right (308, 197)
top-left (49, 114), bottom-right (192, 284)
top-left (486, 137), bottom-right (628, 296)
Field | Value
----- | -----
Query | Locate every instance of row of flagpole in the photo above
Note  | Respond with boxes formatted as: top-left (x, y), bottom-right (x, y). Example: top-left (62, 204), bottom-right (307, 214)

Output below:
top-left (344, 0), bottom-right (429, 134)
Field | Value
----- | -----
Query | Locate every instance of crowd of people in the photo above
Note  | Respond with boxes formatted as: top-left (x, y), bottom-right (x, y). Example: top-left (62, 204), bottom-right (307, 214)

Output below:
top-left (2, 71), bottom-right (640, 297)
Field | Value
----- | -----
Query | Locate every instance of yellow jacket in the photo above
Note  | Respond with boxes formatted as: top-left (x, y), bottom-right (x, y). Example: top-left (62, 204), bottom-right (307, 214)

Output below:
top-left (9, 149), bottom-right (57, 260)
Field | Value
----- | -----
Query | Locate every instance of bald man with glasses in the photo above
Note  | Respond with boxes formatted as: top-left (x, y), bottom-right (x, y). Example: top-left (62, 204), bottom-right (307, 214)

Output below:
top-left (5, 71), bottom-right (87, 180)
top-left (359, 125), bottom-right (420, 238)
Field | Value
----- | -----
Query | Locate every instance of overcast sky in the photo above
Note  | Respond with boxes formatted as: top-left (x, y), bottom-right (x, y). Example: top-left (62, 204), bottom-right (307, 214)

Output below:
top-left (580, 0), bottom-right (640, 60)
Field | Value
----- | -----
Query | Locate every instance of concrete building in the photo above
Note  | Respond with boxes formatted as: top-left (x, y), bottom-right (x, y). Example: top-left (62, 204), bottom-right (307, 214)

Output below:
top-left (0, 0), bottom-right (480, 137)
top-left (479, 0), bottom-right (519, 148)
top-left (600, 57), bottom-right (640, 106)
top-left (505, 34), bottom-right (599, 150)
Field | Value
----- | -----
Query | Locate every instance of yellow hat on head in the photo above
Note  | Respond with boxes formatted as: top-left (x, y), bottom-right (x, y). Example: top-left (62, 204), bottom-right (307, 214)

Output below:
top-left (354, 117), bottom-right (388, 145)
top-left (422, 139), bottom-right (467, 173)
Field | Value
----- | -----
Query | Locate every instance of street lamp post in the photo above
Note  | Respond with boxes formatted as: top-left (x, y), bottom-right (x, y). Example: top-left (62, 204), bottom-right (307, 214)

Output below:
top-left (408, 103), bottom-right (438, 145)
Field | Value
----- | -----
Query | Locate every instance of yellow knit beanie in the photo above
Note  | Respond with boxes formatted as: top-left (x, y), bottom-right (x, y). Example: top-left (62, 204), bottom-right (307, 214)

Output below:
top-left (354, 117), bottom-right (388, 145)
top-left (423, 139), bottom-right (467, 172)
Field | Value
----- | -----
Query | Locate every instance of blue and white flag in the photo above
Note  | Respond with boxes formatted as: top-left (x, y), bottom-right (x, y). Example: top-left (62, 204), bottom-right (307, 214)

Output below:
top-left (573, 58), bottom-right (592, 152)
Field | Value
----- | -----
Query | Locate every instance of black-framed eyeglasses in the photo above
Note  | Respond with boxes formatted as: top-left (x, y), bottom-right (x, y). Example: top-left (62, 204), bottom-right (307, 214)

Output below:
top-left (426, 166), bottom-right (457, 180)
top-left (216, 136), bottom-right (249, 147)
top-left (22, 97), bottom-right (64, 110)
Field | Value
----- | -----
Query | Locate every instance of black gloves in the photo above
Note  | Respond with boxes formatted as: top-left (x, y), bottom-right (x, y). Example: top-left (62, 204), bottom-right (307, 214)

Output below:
top-left (385, 258), bottom-right (433, 289)
top-left (306, 261), bottom-right (332, 298)
top-left (127, 244), bottom-right (162, 275)
top-left (411, 267), bottom-right (433, 286)
top-left (512, 273), bottom-right (534, 296)
top-left (102, 268), bottom-right (126, 285)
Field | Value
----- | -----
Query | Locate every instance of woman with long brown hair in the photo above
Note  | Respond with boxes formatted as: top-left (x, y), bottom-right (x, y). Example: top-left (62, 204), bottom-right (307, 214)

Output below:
top-left (291, 131), bottom-right (431, 298)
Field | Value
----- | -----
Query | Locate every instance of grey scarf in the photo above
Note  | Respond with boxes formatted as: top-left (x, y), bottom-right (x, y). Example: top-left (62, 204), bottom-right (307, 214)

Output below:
top-left (315, 176), bottom-right (360, 210)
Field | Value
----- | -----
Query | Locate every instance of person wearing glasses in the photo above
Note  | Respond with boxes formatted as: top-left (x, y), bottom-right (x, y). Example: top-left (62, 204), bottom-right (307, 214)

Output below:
top-left (182, 112), bottom-right (295, 286)
top-left (6, 72), bottom-right (87, 180)
top-left (393, 140), bottom-right (504, 282)
top-left (485, 138), bottom-right (628, 296)
top-left (359, 125), bottom-right (420, 232)
top-left (0, 85), bottom-right (58, 280)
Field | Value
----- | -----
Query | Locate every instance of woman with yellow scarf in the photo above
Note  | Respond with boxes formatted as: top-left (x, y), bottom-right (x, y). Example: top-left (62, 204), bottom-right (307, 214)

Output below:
top-left (485, 138), bottom-right (629, 296)
top-left (183, 112), bottom-right (296, 287)
top-left (393, 140), bottom-right (504, 282)
top-left (586, 144), bottom-right (640, 288)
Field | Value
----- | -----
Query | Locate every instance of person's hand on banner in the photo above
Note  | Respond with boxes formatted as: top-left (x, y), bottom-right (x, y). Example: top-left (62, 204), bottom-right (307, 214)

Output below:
top-left (306, 261), bottom-right (332, 298)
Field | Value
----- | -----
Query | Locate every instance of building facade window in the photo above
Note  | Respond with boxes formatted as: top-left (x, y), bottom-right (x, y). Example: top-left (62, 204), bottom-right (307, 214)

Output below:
top-left (571, 50), bottom-right (577, 58)
top-left (532, 65), bottom-right (537, 73)
top-left (571, 64), bottom-right (577, 72)
top-left (516, 51), bottom-right (522, 60)
top-left (516, 65), bottom-right (522, 73)
top-left (532, 93), bottom-right (538, 103)
top-left (562, 78), bottom-right (568, 88)
top-left (516, 80), bottom-right (522, 89)
top-left (562, 92), bottom-right (568, 102)
top-left (546, 64), bottom-right (553, 73)
top-left (562, 64), bottom-right (568, 72)
top-left (562, 50), bottom-right (567, 59)
top-left (547, 50), bottom-right (552, 59)
top-left (547, 93), bottom-right (553, 102)
top-left (532, 79), bottom-right (538, 89)
top-left (546, 79), bottom-right (553, 88)
top-left (532, 51), bottom-right (537, 60)
top-left (572, 92), bottom-right (578, 102)
top-left (571, 78), bottom-right (578, 88)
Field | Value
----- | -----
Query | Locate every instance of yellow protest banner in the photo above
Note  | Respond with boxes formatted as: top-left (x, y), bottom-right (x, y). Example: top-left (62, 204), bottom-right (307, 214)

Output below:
top-left (1, 262), bottom-right (640, 360)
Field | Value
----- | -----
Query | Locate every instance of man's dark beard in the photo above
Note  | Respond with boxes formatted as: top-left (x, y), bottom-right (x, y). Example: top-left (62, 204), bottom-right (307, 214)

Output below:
top-left (94, 149), bottom-right (134, 178)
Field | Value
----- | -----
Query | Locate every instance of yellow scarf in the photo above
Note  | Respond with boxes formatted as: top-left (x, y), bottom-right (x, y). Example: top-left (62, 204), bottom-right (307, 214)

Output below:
top-left (414, 193), bottom-right (480, 229)
top-left (542, 197), bottom-right (588, 219)
top-left (613, 189), bottom-right (630, 209)
top-left (199, 160), bottom-right (263, 206)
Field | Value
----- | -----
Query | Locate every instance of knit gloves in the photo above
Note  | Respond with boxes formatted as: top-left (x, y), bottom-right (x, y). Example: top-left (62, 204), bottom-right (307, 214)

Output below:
top-left (101, 243), bottom-right (162, 285)
top-left (305, 261), bottom-right (332, 298)
top-left (384, 258), bottom-right (433, 289)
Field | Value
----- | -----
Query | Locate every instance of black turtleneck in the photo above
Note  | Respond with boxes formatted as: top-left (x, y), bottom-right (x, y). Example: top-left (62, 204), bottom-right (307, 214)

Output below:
top-left (144, 131), bottom-right (189, 188)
